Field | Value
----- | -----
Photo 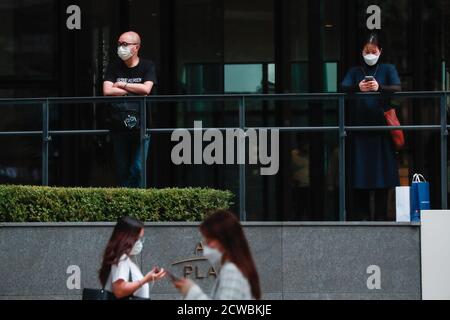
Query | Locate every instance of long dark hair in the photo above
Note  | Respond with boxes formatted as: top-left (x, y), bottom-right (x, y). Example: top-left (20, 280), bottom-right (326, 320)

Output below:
top-left (99, 216), bottom-right (144, 287)
top-left (200, 210), bottom-right (261, 300)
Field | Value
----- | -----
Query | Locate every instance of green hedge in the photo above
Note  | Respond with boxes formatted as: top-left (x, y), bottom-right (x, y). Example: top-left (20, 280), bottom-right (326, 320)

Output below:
top-left (0, 185), bottom-right (234, 222)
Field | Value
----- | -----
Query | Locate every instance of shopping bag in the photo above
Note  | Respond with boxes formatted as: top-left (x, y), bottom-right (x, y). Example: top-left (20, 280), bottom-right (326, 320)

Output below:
top-left (410, 174), bottom-right (430, 222)
top-left (396, 186), bottom-right (410, 222)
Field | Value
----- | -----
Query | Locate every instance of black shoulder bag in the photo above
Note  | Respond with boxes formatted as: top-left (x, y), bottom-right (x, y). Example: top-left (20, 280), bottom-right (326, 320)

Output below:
top-left (82, 269), bottom-right (150, 300)
top-left (81, 287), bottom-right (115, 300)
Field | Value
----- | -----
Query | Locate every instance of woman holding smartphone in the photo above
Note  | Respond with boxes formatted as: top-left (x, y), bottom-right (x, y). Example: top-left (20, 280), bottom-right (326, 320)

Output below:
top-left (341, 32), bottom-right (402, 221)
top-left (99, 216), bottom-right (166, 299)
top-left (173, 210), bottom-right (261, 300)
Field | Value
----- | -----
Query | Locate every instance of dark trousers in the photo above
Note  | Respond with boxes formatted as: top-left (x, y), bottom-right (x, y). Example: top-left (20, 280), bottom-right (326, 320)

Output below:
top-left (348, 188), bottom-right (389, 221)
top-left (112, 132), bottom-right (150, 188)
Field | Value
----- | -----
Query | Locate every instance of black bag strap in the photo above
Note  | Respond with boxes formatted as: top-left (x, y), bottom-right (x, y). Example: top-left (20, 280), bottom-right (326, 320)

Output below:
top-left (126, 267), bottom-right (134, 299)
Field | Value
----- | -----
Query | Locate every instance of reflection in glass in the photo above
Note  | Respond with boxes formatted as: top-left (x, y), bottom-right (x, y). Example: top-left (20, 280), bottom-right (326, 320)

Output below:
top-left (0, 137), bottom-right (41, 185)
top-left (225, 64), bottom-right (263, 93)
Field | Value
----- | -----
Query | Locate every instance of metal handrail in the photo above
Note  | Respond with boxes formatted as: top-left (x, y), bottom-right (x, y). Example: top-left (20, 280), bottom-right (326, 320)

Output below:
top-left (0, 90), bottom-right (449, 104)
top-left (0, 91), bottom-right (448, 221)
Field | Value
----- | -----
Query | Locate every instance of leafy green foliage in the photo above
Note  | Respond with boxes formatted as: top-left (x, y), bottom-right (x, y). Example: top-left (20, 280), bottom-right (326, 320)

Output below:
top-left (0, 185), bottom-right (233, 222)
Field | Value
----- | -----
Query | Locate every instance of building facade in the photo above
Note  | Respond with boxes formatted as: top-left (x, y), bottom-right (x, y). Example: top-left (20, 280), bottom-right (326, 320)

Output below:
top-left (1, 0), bottom-right (450, 221)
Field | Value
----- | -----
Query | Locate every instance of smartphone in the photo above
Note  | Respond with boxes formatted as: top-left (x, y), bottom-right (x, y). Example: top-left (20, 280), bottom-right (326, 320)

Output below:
top-left (364, 76), bottom-right (375, 82)
top-left (166, 270), bottom-right (181, 282)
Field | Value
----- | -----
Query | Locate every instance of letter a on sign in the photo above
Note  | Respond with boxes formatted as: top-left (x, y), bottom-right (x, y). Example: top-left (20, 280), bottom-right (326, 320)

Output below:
top-left (366, 265), bottom-right (381, 290)
top-left (366, 5), bottom-right (381, 30)
top-left (66, 5), bottom-right (81, 30)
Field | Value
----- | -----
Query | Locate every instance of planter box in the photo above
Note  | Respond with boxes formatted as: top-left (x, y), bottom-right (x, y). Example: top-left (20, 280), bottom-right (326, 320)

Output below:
top-left (0, 222), bottom-right (421, 300)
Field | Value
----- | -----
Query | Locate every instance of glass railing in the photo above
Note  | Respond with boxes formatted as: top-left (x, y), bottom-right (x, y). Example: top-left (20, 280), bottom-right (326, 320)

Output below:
top-left (0, 92), bottom-right (448, 221)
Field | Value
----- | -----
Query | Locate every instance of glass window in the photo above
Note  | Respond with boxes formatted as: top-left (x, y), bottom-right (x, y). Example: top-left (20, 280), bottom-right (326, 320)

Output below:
top-left (225, 64), bottom-right (263, 93)
top-left (291, 63), bottom-right (309, 93)
top-left (224, 0), bottom-right (274, 63)
top-left (0, 0), bottom-right (56, 80)
top-left (324, 62), bottom-right (338, 92)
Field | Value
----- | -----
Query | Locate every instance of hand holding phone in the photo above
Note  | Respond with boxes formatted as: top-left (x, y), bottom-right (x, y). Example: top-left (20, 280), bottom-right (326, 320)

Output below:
top-left (172, 276), bottom-right (195, 296)
top-left (364, 76), bottom-right (375, 82)
top-left (166, 270), bottom-right (181, 282)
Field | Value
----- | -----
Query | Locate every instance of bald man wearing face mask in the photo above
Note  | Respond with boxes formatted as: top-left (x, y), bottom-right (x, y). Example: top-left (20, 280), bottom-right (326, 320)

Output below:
top-left (103, 31), bottom-right (156, 188)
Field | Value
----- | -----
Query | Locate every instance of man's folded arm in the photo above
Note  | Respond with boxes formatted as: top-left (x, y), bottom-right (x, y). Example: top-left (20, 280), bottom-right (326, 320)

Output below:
top-left (123, 81), bottom-right (154, 95)
top-left (103, 81), bottom-right (128, 96)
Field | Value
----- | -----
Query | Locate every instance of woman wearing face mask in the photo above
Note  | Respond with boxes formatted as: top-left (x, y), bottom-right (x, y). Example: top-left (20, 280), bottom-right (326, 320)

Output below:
top-left (99, 216), bottom-right (166, 299)
top-left (173, 210), bottom-right (261, 300)
top-left (341, 33), bottom-right (402, 221)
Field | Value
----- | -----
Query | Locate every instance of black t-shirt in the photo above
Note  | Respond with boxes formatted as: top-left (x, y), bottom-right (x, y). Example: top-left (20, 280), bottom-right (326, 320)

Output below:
top-left (104, 59), bottom-right (157, 131)
top-left (104, 58), bottom-right (157, 86)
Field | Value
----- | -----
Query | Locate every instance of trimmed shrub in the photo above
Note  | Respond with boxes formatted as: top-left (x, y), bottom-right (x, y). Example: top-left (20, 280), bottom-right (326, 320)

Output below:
top-left (0, 185), bottom-right (234, 222)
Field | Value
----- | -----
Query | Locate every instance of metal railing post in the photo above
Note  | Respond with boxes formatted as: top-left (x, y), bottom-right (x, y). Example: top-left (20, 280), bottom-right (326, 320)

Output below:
top-left (338, 96), bottom-right (346, 221)
top-left (440, 93), bottom-right (448, 209)
top-left (42, 100), bottom-right (50, 186)
top-left (239, 96), bottom-right (247, 221)
top-left (140, 97), bottom-right (148, 189)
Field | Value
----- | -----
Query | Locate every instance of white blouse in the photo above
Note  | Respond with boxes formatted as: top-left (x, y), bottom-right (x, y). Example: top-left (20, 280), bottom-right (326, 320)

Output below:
top-left (104, 254), bottom-right (149, 299)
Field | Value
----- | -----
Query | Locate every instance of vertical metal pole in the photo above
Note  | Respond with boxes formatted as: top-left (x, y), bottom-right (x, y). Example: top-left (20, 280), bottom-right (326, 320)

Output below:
top-left (440, 93), bottom-right (448, 209)
top-left (140, 97), bottom-right (148, 189)
top-left (239, 97), bottom-right (247, 221)
top-left (338, 96), bottom-right (346, 221)
top-left (42, 100), bottom-right (50, 186)
top-left (442, 60), bottom-right (446, 91)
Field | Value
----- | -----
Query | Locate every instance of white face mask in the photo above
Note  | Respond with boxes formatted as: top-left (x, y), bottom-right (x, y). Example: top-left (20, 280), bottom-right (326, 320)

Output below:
top-left (130, 239), bottom-right (143, 256)
top-left (363, 53), bottom-right (380, 66)
top-left (203, 244), bottom-right (223, 265)
top-left (118, 45), bottom-right (134, 61)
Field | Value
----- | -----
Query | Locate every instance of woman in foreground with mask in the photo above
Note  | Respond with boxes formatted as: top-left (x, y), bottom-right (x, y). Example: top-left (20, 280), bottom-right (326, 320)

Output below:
top-left (99, 216), bottom-right (166, 299)
top-left (341, 32), bottom-right (402, 221)
top-left (173, 210), bottom-right (261, 300)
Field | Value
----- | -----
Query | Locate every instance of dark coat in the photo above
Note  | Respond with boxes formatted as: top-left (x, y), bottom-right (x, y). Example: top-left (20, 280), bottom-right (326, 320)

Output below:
top-left (341, 63), bottom-right (401, 189)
